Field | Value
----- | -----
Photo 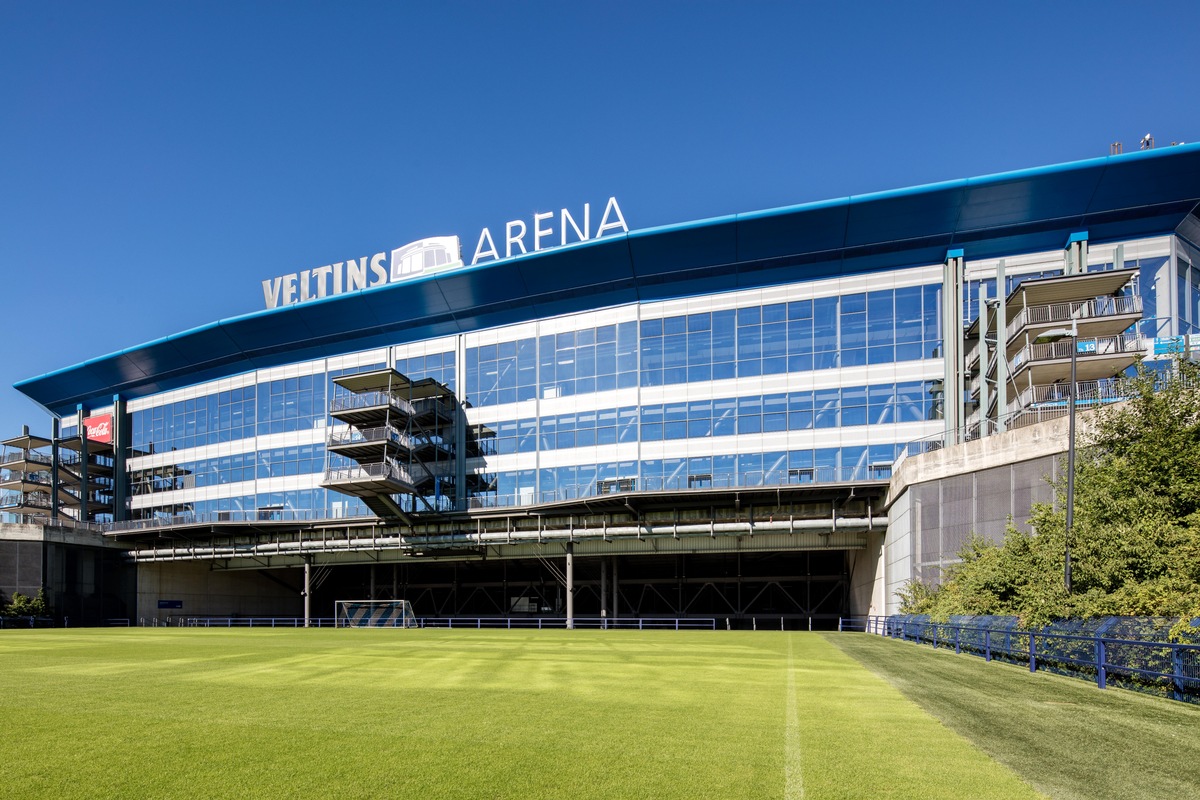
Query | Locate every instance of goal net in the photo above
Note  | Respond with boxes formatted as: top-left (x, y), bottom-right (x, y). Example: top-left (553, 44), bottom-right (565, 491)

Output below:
top-left (335, 600), bottom-right (418, 628)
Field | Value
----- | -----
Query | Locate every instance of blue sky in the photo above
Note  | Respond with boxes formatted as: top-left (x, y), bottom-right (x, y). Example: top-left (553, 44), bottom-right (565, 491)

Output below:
top-left (3, 0), bottom-right (1199, 433)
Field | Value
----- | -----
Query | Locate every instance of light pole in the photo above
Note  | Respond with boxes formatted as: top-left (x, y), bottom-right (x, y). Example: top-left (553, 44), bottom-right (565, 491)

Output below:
top-left (1038, 320), bottom-right (1078, 593)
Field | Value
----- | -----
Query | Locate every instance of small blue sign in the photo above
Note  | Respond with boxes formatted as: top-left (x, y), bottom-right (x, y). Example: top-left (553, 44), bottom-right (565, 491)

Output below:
top-left (158, 600), bottom-right (183, 610)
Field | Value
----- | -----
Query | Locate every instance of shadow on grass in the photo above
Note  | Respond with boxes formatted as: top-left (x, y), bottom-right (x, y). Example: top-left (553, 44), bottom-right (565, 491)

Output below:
top-left (827, 633), bottom-right (1200, 800)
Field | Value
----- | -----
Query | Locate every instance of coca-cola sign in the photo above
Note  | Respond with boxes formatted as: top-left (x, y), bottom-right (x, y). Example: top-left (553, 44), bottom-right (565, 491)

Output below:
top-left (83, 414), bottom-right (113, 444)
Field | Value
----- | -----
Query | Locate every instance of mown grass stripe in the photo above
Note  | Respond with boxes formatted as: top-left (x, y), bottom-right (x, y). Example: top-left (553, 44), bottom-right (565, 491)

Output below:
top-left (785, 634), bottom-right (805, 799)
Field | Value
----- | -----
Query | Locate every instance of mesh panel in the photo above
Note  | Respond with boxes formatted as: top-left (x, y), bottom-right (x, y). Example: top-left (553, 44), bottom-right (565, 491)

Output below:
top-left (916, 484), bottom-right (940, 565)
top-left (940, 474), bottom-right (974, 559)
top-left (974, 466), bottom-right (1012, 542)
top-left (1011, 456), bottom-right (1056, 531)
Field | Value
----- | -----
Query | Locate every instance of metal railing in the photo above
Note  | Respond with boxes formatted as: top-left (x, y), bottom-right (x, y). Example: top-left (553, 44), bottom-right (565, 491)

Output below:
top-left (173, 617), bottom-right (340, 628)
top-left (0, 470), bottom-right (52, 486)
top-left (322, 460), bottom-right (416, 487)
top-left (1009, 333), bottom-right (1141, 374)
top-left (166, 616), bottom-right (717, 630)
top-left (106, 508), bottom-right (360, 532)
top-left (329, 391), bottom-right (416, 418)
top-left (1015, 378), bottom-right (1128, 409)
top-left (1005, 295), bottom-right (1142, 343)
top-left (417, 616), bottom-right (717, 630)
top-left (466, 465), bottom-right (893, 509)
top-left (411, 397), bottom-right (454, 419)
top-left (869, 615), bottom-right (1200, 703)
top-left (327, 425), bottom-right (416, 451)
top-left (0, 491), bottom-right (54, 510)
top-left (0, 616), bottom-right (56, 629)
top-left (0, 450), bottom-right (54, 467)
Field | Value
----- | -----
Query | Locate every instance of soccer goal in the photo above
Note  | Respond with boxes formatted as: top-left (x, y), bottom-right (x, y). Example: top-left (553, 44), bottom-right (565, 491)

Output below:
top-left (335, 600), bottom-right (418, 628)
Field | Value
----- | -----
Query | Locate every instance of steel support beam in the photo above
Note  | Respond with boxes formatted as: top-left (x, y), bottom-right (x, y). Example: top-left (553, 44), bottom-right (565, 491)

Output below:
top-left (303, 558), bottom-right (311, 628)
top-left (565, 541), bottom-right (574, 629)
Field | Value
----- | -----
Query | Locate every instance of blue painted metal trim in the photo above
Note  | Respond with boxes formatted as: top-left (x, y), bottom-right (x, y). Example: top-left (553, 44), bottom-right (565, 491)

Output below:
top-left (946, 249), bottom-right (964, 260)
top-left (1067, 231), bottom-right (1089, 244)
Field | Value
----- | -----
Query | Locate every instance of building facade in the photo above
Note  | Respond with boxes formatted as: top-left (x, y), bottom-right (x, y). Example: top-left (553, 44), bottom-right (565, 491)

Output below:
top-left (6, 145), bottom-right (1200, 625)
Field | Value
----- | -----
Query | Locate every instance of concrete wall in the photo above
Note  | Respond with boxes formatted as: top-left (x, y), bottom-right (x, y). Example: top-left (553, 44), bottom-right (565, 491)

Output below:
top-left (136, 562), bottom-right (304, 621)
top-left (847, 530), bottom-right (885, 618)
top-left (883, 414), bottom-right (1084, 613)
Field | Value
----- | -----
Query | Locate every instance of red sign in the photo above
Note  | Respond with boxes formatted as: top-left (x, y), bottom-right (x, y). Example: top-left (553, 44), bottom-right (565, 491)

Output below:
top-left (83, 414), bottom-right (113, 444)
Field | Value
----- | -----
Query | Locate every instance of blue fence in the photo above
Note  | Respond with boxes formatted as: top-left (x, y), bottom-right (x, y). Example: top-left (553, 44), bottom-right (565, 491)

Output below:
top-left (870, 615), bottom-right (1200, 704)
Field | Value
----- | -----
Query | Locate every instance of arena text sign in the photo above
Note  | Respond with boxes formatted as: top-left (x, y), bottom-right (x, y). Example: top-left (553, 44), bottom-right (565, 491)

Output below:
top-left (261, 197), bottom-right (628, 310)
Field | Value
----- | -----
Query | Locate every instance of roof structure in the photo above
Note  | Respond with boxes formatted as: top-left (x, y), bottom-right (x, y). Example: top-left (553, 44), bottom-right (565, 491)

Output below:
top-left (17, 144), bottom-right (1200, 416)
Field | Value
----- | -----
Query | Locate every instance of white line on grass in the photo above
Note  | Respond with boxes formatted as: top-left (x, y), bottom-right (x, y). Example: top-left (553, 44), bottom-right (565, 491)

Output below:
top-left (785, 635), bottom-right (805, 799)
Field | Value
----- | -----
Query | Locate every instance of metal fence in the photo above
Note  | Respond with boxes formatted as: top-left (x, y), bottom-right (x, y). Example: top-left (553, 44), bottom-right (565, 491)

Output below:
top-left (156, 616), bottom-right (718, 630)
top-left (0, 616), bottom-right (55, 629)
top-left (870, 615), bottom-right (1200, 704)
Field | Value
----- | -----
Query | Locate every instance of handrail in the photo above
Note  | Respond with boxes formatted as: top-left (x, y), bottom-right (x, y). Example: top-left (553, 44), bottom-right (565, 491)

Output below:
top-left (1005, 295), bottom-right (1142, 343)
top-left (323, 460), bottom-right (416, 487)
top-left (1015, 378), bottom-right (1127, 409)
top-left (0, 450), bottom-right (54, 467)
top-left (1009, 333), bottom-right (1141, 374)
top-left (0, 492), bottom-right (54, 510)
top-left (327, 425), bottom-right (416, 451)
top-left (0, 470), bottom-right (53, 486)
top-left (329, 392), bottom-right (416, 417)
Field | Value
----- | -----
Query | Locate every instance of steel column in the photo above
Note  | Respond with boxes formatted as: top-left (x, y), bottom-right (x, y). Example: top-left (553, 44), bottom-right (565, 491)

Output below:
top-left (77, 404), bottom-right (89, 523)
top-left (600, 557), bottom-right (608, 623)
top-left (303, 558), bottom-right (311, 628)
top-left (50, 417), bottom-right (60, 521)
top-left (995, 259), bottom-right (1008, 432)
top-left (565, 542), bottom-right (575, 629)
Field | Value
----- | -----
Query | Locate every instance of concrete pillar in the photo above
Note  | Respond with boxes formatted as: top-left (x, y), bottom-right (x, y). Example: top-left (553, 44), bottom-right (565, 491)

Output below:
top-left (565, 542), bottom-right (575, 629)
top-left (303, 559), bottom-right (311, 628)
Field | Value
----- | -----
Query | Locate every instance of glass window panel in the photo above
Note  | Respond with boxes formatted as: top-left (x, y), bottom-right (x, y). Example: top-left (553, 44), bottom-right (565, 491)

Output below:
top-left (737, 306), bottom-right (761, 326)
top-left (841, 293), bottom-right (865, 314)
top-left (664, 315), bottom-right (686, 336)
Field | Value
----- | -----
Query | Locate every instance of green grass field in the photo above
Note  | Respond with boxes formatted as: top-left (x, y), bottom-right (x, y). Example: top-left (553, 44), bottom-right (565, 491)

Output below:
top-left (0, 629), bottom-right (1195, 799)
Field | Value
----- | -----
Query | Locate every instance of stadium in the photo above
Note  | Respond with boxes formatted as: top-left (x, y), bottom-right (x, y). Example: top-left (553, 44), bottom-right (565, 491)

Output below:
top-left (4, 143), bottom-right (1200, 629)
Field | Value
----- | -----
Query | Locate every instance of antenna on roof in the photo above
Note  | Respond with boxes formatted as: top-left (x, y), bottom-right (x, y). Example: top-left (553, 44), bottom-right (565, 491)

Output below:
top-left (1110, 142), bottom-right (1123, 155)
top-left (1140, 133), bottom-right (1154, 150)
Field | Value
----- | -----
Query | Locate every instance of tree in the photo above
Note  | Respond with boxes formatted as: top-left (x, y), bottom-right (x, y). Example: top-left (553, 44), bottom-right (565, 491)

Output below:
top-left (903, 357), bottom-right (1200, 640)
top-left (2, 589), bottom-right (50, 619)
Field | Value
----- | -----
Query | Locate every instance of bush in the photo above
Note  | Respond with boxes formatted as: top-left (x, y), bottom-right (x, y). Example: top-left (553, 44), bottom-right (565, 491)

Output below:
top-left (2, 589), bottom-right (50, 618)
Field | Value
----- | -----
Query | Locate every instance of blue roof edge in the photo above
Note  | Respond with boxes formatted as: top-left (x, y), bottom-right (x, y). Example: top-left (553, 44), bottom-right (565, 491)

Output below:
top-left (17, 143), bottom-right (1200, 415)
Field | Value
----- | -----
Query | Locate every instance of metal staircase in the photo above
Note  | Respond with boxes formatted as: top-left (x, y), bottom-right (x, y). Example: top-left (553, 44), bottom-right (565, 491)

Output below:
top-left (321, 368), bottom-right (459, 524)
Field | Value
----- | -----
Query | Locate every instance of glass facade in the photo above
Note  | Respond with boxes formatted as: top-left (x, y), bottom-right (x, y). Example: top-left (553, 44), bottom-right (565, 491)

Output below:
top-left (110, 235), bottom-right (1189, 524)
